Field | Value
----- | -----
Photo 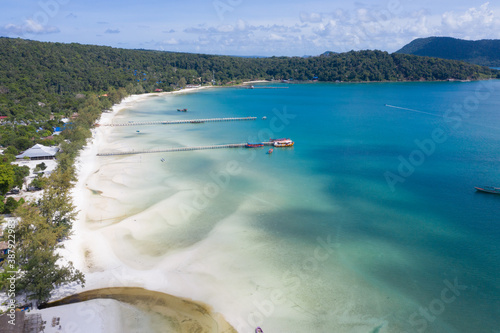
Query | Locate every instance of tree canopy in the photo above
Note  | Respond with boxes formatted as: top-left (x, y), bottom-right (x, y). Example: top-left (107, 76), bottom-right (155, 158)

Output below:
top-left (0, 37), bottom-right (497, 122)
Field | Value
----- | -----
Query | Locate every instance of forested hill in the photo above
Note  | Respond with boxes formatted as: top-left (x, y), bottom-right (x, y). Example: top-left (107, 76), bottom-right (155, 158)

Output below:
top-left (396, 37), bottom-right (500, 67)
top-left (1, 37), bottom-right (498, 120)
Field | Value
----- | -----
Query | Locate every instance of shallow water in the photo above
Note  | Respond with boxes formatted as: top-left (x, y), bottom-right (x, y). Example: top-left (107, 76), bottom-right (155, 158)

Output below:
top-left (90, 81), bottom-right (500, 332)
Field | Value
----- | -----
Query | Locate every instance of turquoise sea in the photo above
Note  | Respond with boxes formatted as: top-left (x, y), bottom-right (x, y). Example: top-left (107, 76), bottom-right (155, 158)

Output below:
top-left (102, 81), bottom-right (500, 332)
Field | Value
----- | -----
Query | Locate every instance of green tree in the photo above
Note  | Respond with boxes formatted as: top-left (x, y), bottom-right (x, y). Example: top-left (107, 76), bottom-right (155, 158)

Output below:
top-left (0, 164), bottom-right (15, 195)
top-left (13, 137), bottom-right (33, 151)
top-left (13, 165), bottom-right (30, 188)
top-left (4, 146), bottom-right (18, 156)
top-left (4, 197), bottom-right (19, 214)
top-left (30, 175), bottom-right (45, 189)
top-left (177, 77), bottom-right (187, 88)
top-left (37, 169), bottom-right (77, 238)
top-left (13, 204), bottom-right (85, 304)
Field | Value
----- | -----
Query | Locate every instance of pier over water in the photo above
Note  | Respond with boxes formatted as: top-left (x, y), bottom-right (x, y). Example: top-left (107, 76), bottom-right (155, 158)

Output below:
top-left (105, 117), bottom-right (257, 127)
top-left (97, 142), bottom-right (275, 156)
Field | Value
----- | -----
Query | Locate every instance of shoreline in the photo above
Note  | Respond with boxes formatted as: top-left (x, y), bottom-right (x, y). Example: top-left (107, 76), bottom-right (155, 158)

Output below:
top-left (57, 84), bottom-right (239, 332)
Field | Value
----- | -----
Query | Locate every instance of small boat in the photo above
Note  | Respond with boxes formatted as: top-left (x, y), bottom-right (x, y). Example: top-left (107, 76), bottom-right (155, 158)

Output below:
top-left (273, 139), bottom-right (294, 147)
top-left (246, 143), bottom-right (264, 148)
top-left (475, 186), bottom-right (500, 194)
top-left (267, 148), bottom-right (273, 154)
top-left (255, 327), bottom-right (263, 333)
top-left (262, 116), bottom-right (267, 120)
top-left (177, 108), bottom-right (188, 112)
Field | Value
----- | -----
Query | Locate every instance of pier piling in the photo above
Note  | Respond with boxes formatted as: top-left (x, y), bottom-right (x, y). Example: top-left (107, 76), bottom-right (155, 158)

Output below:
top-left (97, 142), bottom-right (275, 156)
top-left (105, 117), bottom-right (257, 127)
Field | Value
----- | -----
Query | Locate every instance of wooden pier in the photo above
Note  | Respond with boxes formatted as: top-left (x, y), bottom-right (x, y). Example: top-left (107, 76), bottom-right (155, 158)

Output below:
top-left (97, 142), bottom-right (275, 156)
top-left (248, 87), bottom-right (289, 89)
top-left (105, 116), bottom-right (257, 127)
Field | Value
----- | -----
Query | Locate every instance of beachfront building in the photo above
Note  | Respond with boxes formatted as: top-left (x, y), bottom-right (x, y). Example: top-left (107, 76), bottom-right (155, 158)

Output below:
top-left (15, 144), bottom-right (59, 160)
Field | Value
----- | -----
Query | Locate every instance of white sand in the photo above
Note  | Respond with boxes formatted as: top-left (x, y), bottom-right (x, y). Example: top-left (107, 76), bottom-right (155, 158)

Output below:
top-left (59, 86), bottom-right (244, 332)
top-left (65, 87), bottom-right (211, 272)
top-left (59, 84), bottom-right (394, 333)
top-left (30, 299), bottom-right (157, 333)
top-left (60, 86), bottom-right (279, 332)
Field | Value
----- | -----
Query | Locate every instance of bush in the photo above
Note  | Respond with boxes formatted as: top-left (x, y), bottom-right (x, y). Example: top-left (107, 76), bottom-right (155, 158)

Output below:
top-left (13, 137), bottom-right (33, 151)
top-left (4, 146), bottom-right (18, 156)
top-left (4, 197), bottom-right (19, 214)
top-left (36, 162), bottom-right (47, 171)
top-left (30, 175), bottom-right (45, 189)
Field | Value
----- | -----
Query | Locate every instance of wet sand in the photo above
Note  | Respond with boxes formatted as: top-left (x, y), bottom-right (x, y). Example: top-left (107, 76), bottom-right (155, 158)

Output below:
top-left (46, 287), bottom-right (237, 333)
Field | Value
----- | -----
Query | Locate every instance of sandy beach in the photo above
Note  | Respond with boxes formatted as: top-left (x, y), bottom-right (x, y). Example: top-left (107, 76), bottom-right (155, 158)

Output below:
top-left (40, 86), bottom-right (241, 332)
top-left (51, 82), bottom-right (397, 333)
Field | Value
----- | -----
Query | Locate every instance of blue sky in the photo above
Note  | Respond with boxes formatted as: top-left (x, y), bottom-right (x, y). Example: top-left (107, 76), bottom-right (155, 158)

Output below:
top-left (1, 0), bottom-right (499, 56)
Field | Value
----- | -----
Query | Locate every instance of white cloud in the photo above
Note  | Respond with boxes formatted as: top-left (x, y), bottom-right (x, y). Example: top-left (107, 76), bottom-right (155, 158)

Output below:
top-left (147, 2), bottom-right (500, 56)
top-left (217, 24), bottom-right (234, 33)
top-left (293, 2), bottom-right (500, 52)
top-left (440, 2), bottom-right (500, 39)
top-left (268, 33), bottom-right (286, 41)
top-left (442, 2), bottom-right (494, 29)
top-left (300, 12), bottom-right (322, 23)
top-left (162, 38), bottom-right (179, 45)
top-left (236, 19), bottom-right (246, 31)
top-left (2, 19), bottom-right (59, 35)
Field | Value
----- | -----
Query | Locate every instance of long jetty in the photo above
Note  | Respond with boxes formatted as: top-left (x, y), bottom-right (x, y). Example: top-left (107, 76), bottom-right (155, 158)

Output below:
top-left (248, 87), bottom-right (289, 89)
top-left (105, 116), bottom-right (257, 127)
top-left (97, 142), bottom-right (275, 156)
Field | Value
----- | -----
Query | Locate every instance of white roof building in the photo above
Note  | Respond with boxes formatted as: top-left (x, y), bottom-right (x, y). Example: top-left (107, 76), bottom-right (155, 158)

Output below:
top-left (16, 144), bottom-right (59, 160)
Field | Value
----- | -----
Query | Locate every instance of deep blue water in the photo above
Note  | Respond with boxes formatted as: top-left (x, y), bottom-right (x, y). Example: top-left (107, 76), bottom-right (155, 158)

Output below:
top-left (119, 81), bottom-right (500, 332)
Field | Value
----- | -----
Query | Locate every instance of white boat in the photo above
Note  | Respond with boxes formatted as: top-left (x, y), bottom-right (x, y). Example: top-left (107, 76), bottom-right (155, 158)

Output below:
top-left (273, 139), bottom-right (294, 147)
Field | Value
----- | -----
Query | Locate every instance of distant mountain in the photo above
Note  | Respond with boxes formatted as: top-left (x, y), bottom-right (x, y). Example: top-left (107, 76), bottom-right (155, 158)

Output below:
top-left (320, 51), bottom-right (338, 57)
top-left (396, 37), bottom-right (500, 67)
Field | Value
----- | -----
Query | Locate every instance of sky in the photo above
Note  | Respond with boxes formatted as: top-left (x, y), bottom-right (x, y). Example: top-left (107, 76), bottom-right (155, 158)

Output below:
top-left (1, 0), bottom-right (499, 56)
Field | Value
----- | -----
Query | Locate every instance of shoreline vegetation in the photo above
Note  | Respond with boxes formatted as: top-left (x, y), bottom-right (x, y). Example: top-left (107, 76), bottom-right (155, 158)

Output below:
top-left (0, 36), bottom-right (499, 330)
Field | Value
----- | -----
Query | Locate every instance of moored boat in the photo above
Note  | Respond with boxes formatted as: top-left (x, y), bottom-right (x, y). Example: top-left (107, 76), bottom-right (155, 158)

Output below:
top-left (246, 143), bottom-right (264, 148)
top-left (269, 138), bottom-right (289, 142)
top-left (255, 327), bottom-right (263, 333)
top-left (267, 148), bottom-right (273, 154)
top-left (475, 186), bottom-right (500, 194)
top-left (177, 108), bottom-right (187, 112)
top-left (273, 139), bottom-right (294, 147)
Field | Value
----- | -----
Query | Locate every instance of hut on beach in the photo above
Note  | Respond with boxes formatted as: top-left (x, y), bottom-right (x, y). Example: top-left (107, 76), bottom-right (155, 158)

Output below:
top-left (15, 144), bottom-right (59, 160)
